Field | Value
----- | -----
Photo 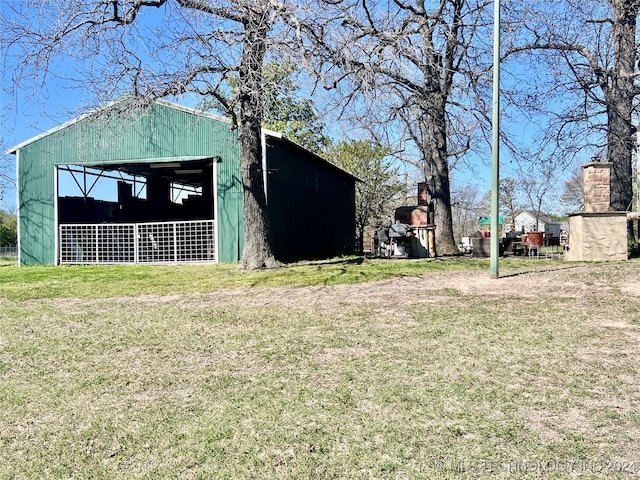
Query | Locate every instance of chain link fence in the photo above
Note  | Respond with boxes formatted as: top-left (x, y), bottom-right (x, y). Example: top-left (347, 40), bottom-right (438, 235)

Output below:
top-left (0, 246), bottom-right (17, 257)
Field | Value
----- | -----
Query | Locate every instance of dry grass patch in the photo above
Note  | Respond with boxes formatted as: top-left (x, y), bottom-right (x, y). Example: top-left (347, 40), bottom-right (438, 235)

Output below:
top-left (1, 260), bottom-right (640, 478)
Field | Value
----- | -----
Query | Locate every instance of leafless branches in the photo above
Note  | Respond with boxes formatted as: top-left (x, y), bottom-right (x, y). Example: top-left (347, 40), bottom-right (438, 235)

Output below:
top-left (303, 0), bottom-right (493, 252)
top-left (1, 0), bottom-right (321, 268)
top-left (501, 0), bottom-right (639, 211)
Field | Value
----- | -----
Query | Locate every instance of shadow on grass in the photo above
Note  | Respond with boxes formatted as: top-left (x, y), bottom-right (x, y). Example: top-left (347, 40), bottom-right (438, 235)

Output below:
top-left (285, 256), bottom-right (365, 267)
top-left (498, 263), bottom-right (584, 279)
top-left (242, 256), bottom-right (367, 288)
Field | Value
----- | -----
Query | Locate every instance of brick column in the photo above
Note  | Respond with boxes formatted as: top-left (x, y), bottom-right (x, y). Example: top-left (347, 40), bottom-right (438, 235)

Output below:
top-left (582, 162), bottom-right (611, 213)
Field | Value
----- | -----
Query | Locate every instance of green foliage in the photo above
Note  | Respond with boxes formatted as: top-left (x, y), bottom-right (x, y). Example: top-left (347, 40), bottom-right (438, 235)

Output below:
top-left (261, 61), bottom-right (329, 153)
top-left (201, 61), bottom-right (328, 154)
top-left (326, 140), bottom-right (405, 252)
top-left (0, 211), bottom-right (17, 247)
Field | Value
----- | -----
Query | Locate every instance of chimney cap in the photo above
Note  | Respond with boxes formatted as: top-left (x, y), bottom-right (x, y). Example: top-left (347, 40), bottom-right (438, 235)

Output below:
top-left (582, 161), bottom-right (612, 169)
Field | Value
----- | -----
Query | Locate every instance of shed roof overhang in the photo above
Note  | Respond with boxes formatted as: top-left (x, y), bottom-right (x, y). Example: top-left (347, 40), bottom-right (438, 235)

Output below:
top-left (62, 156), bottom-right (217, 188)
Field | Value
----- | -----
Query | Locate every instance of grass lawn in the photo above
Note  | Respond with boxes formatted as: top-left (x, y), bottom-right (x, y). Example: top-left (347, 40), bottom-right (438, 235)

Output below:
top-left (1, 257), bottom-right (639, 478)
top-left (0, 256), bottom-right (496, 301)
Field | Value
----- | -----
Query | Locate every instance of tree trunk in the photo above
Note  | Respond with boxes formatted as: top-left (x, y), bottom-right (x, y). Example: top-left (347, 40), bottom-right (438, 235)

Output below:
top-left (238, 16), bottom-right (277, 270)
top-left (426, 104), bottom-right (458, 255)
top-left (606, 0), bottom-right (637, 218)
top-left (357, 225), bottom-right (365, 255)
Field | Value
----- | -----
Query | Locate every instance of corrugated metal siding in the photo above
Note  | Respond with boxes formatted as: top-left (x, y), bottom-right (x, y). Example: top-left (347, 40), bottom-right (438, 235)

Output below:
top-left (16, 101), bottom-right (243, 265)
top-left (215, 139), bottom-right (244, 263)
top-left (266, 137), bottom-right (356, 261)
top-left (17, 143), bottom-right (57, 265)
top-left (32, 103), bottom-right (234, 164)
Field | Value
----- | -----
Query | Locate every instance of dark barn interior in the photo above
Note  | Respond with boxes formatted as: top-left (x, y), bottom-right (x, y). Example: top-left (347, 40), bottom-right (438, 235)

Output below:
top-left (57, 159), bottom-right (215, 224)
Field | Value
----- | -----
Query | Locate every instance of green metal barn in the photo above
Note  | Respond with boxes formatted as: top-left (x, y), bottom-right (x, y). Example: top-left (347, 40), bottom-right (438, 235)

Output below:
top-left (8, 99), bottom-right (357, 266)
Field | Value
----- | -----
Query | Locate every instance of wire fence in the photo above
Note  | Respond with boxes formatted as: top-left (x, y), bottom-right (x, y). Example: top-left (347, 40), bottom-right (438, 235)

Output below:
top-left (59, 220), bottom-right (216, 265)
top-left (0, 246), bottom-right (17, 257)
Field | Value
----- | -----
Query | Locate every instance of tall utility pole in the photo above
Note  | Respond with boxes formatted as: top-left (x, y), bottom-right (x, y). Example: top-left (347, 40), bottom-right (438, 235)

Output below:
top-left (490, 0), bottom-right (501, 279)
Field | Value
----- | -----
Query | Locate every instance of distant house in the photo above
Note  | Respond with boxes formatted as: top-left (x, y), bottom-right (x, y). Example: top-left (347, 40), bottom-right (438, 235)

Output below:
top-left (514, 211), bottom-right (561, 237)
top-left (7, 98), bottom-right (357, 266)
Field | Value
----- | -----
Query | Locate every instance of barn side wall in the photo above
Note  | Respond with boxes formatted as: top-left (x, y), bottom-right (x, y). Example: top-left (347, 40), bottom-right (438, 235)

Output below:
top-left (265, 138), bottom-right (356, 262)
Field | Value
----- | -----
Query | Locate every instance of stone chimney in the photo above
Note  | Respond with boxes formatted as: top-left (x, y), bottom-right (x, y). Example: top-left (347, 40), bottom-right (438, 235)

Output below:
top-left (582, 162), bottom-right (612, 213)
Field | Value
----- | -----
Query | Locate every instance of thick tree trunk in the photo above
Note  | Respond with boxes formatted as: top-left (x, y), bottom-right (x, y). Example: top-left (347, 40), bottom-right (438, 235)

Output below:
top-left (425, 105), bottom-right (458, 255)
top-left (238, 17), bottom-right (277, 270)
top-left (606, 0), bottom-right (637, 216)
top-left (430, 159), bottom-right (458, 255)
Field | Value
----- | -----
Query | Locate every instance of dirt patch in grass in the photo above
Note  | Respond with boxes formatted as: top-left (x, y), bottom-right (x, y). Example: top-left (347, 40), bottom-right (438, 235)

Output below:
top-left (5, 261), bottom-right (640, 478)
top-left (91, 263), bottom-right (623, 310)
top-left (38, 263), bottom-right (640, 348)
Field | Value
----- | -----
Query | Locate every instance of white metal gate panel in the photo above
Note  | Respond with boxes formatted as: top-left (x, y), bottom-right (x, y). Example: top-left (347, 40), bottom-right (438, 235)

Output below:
top-left (137, 222), bottom-right (175, 263)
top-left (59, 220), bottom-right (215, 264)
top-left (60, 224), bottom-right (98, 264)
top-left (99, 224), bottom-right (136, 263)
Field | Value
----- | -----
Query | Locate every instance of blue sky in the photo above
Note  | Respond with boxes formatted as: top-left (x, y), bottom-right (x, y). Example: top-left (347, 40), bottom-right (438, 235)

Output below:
top-left (2, 78), bottom-right (93, 210)
top-left (0, 0), bottom-right (581, 216)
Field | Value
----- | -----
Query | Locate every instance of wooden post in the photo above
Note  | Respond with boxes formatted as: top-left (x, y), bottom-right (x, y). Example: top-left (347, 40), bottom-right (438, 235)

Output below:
top-left (428, 228), bottom-right (437, 258)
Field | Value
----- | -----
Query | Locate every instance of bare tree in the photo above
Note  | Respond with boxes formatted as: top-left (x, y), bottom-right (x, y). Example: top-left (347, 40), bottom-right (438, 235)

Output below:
top-left (0, 141), bottom-right (15, 208)
top-left (503, 0), bottom-right (640, 217)
top-left (450, 183), bottom-right (485, 241)
top-left (499, 177), bottom-right (524, 231)
top-left (1, 0), bottom-right (318, 269)
top-left (0, 170), bottom-right (11, 206)
top-left (560, 165), bottom-right (585, 213)
top-left (519, 160), bottom-right (557, 231)
top-left (309, 0), bottom-right (494, 255)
